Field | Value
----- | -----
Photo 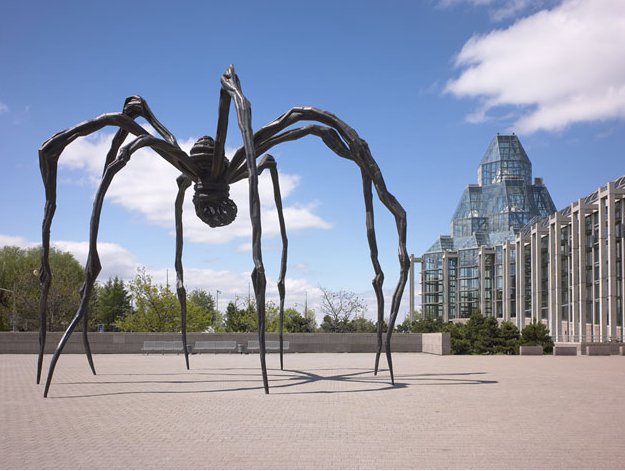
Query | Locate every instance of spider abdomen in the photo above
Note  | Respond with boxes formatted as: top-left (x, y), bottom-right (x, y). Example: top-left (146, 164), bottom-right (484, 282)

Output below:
top-left (189, 135), bottom-right (237, 227)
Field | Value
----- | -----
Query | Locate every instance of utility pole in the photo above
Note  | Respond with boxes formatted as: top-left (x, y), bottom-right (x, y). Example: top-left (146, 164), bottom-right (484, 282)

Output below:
top-left (216, 289), bottom-right (221, 312)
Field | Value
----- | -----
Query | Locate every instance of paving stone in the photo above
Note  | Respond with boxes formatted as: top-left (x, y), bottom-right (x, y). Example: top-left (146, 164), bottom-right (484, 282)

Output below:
top-left (0, 353), bottom-right (624, 469)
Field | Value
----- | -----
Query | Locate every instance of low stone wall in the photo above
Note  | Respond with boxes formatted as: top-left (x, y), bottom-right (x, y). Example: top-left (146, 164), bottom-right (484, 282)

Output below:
top-left (0, 332), bottom-right (451, 354)
top-left (421, 332), bottom-right (451, 355)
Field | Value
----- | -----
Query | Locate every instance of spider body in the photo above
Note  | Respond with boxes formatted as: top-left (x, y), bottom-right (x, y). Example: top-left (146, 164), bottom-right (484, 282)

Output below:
top-left (37, 65), bottom-right (410, 397)
top-left (189, 136), bottom-right (237, 227)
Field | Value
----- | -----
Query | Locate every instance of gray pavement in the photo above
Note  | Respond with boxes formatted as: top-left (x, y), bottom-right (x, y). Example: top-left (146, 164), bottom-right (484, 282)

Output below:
top-left (1, 352), bottom-right (624, 469)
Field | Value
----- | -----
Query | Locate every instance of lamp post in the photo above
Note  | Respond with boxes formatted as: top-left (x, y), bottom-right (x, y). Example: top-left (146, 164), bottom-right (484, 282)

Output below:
top-left (216, 289), bottom-right (222, 313)
top-left (0, 286), bottom-right (17, 332)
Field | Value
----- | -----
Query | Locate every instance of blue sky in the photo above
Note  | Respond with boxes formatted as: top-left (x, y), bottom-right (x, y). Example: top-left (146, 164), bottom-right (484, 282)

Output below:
top-left (1, 0), bottom-right (625, 322)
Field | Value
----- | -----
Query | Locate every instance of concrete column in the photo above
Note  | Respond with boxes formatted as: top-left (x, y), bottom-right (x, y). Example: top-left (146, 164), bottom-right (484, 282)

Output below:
top-left (598, 194), bottom-right (609, 341)
top-left (442, 251), bottom-right (449, 323)
top-left (549, 216), bottom-right (562, 342)
top-left (571, 203), bottom-right (585, 342)
top-left (503, 241), bottom-right (511, 322)
top-left (606, 184), bottom-right (618, 341)
top-left (516, 237), bottom-right (526, 330)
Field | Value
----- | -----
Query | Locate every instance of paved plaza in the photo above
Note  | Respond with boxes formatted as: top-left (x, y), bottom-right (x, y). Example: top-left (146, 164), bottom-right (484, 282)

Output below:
top-left (1, 352), bottom-right (625, 469)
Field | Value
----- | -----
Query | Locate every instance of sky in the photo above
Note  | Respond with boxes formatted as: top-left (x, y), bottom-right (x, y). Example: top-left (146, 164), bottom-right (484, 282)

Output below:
top-left (1, 0), bottom-right (625, 324)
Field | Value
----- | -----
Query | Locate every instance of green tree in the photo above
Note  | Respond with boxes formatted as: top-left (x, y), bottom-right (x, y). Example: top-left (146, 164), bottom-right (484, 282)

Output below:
top-left (442, 322), bottom-right (471, 355)
top-left (117, 269), bottom-right (180, 332)
top-left (91, 276), bottom-right (132, 331)
top-left (0, 246), bottom-right (84, 331)
top-left (396, 316), bottom-right (444, 333)
top-left (464, 313), bottom-right (501, 354)
top-left (284, 307), bottom-right (317, 333)
top-left (188, 289), bottom-right (223, 332)
top-left (497, 321), bottom-right (520, 354)
top-left (521, 320), bottom-right (554, 354)
top-left (224, 299), bottom-right (257, 332)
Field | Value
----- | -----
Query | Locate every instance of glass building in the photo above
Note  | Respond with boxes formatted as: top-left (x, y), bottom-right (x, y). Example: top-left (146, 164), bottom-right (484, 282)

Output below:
top-left (422, 134), bottom-right (556, 320)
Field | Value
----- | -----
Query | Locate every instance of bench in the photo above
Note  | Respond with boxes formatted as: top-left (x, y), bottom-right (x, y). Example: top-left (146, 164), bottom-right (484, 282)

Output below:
top-left (141, 341), bottom-right (185, 354)
top-left (520, 345), bottom-right (543, 355)
top-left (553, 345), bottom-right (578, 356)
top-left (193, 340), bottom-right (237, 353)
top-left (247, 340), bottom-right (290, 352)
top-left (587, 344), bottom-right (612, 356)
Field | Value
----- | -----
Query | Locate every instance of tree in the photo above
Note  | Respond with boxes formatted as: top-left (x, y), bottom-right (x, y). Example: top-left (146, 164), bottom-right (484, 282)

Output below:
top-left (521, 320), bottom-right (554, 354)
top-left (91, 276), bottom-right (132, 331)
top-left (117, 269), bottom-right (179, 332)
top-left (396, 316), bottom-right (444, 333)
top-left (224, 299), bottom-right (257, 333)
top-left (465, 312), bottom-right (501, 354)
top-left (497, 321), bottom-right (520, 355)
top-left (0, 246), bottom-right (84, 331)
top-left (284, 307), bottom-right (317, 333)
top-left (188, 289), bottom-right (223, 331)
top-left (319, 287), bottom-right (366, 333)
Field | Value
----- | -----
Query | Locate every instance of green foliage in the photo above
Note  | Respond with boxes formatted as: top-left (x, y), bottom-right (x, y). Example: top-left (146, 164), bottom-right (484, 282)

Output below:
top-left (115, 269), bottom-right (224, 333)
top-left (396, 317), bottom-right (444, 333)
top-left (188, 289), bottom-right (223, 332)
top-left (394, 312), bottom-right (523, 355)
top-left (284, 308), bottom-right (317, 333)
top-left (465, 313), bottom-right (501, 354)
top-left (498, 321), bottom-right (521, 354)
top-left (520, 320), bottom-right (554, 353)
top-left (0, 245), bottom-right (84, 331)
top-left (225, 299), bottom-right (257, 333)
top-left (90, 276), bottom-right (132, 331)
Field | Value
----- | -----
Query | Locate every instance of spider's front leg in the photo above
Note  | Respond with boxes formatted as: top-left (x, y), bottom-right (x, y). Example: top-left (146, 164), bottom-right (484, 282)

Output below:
top-left (220, 65), bottom-right (269, 393)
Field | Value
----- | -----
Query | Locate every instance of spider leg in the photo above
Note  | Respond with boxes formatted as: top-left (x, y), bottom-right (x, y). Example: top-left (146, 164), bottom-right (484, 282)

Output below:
top-left (361, 172), bottom-right (385, 375)
top-left (175, 175), bottom-right (193, 370)
top-left (257, 155), bottom-right (288, 370)
top-left (37, 113), bottom-right (146, 384)
top-left (36, 98), bottom-right (194, 385)
top-left (44, 135), bottom-right (193, 397)
top-left (220, 65), bottom-right (269, 393)
top-left (228, 109), bottom-right (409, 385)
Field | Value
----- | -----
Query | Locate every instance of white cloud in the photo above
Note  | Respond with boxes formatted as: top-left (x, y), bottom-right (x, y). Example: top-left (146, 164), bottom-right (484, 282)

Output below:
top-left (0, 101), bottom-right (8, 114)
top-left (59, 130), bottom-right (332, 245)
top-left (445, 0), bottom-right (625, 133)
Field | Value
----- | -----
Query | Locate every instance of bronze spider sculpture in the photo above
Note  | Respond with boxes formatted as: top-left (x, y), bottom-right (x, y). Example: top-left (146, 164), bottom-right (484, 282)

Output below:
top-left (37, 65), bottom-right (409, 396)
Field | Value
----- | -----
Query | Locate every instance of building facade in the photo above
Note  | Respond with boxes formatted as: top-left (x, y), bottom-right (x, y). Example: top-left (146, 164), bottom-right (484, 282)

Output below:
top-left (420, 134), bottom-right (625, 342)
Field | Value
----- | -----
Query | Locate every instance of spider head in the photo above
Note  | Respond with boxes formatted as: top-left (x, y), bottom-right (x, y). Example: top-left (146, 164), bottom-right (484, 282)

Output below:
top-left (190, 136), bottom-right (237, 227)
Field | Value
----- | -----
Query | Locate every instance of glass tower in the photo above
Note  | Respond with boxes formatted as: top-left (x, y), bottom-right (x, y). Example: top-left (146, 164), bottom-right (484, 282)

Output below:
top-left (422, 134), bottom-right (556, 320)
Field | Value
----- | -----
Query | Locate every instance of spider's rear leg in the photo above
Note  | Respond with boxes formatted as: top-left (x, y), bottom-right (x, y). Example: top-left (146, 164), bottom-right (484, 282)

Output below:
top-left (174, 175), bottom-right (193, 370)
top-left (257, 155), bottom-right (289, 370)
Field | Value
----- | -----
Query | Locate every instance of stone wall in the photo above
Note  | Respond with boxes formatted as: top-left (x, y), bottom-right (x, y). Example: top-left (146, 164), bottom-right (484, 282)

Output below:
top-left (0, 332), bottom-right (450, 355)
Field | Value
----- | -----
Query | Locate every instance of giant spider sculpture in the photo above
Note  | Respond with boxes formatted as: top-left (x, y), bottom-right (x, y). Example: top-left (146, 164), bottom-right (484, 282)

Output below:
top-left (37, 65), bottom-right (409, 396)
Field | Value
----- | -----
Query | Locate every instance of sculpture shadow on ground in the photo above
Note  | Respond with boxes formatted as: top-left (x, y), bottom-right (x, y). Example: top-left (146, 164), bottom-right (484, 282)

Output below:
top-left (48, 367), bottom-right (497, 399)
